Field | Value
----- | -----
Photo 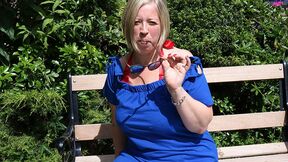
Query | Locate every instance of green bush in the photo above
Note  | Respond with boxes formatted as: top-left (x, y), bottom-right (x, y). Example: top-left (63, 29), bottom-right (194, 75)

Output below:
top-left (169, 0), bottom-right (287, 66)
top-left (0, 0), bottom-right (125, 160)
top-left (0, 89), bottom-right (66, 161)
top-left (0, 0), bottom-right (287, 160)
top-left (0, 124), bottom-right (61, 162)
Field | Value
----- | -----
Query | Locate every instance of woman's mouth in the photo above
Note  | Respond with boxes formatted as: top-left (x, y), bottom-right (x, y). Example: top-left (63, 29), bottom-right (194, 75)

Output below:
top-left (138, 40), bottom-right (149, 44)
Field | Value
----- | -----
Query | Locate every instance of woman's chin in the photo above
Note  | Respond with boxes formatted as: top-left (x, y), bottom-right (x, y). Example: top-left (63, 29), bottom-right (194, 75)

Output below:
top-left (137, 44), bottom-right (156, 53)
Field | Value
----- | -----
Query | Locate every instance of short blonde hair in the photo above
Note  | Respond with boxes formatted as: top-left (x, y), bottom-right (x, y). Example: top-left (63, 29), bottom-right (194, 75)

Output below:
top-left (122, 0), bottom-right (170, 53)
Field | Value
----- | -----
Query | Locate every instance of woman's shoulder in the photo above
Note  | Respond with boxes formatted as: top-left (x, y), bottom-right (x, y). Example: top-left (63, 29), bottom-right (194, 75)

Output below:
top-left (107, 54), bottom-right (129, 68)
top-left (106, 55), bottom-right (126, 76)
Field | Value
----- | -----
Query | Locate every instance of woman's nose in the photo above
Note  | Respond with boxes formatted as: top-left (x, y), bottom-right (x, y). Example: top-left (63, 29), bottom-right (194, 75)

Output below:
top-left (140, 23), bottom-right (148, 35)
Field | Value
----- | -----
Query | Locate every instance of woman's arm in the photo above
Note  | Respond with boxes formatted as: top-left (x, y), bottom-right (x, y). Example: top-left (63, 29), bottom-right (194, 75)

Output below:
top-left (168, 87), bottom-right (213, 134)
top-left (111, 104), bottom-right (126, 156)
top-left (162, 50), bottom-right (213, 134)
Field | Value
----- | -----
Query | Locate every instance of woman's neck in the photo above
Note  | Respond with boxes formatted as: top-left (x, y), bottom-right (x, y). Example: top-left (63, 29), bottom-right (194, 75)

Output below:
top-left (132, 49), bottom-right (159, 65)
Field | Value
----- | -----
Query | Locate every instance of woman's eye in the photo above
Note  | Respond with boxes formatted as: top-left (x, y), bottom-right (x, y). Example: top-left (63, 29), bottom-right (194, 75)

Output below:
top-left (149, 21), bottom-right (158, 25)
top-left (134, 21), bottom-right (141, 25)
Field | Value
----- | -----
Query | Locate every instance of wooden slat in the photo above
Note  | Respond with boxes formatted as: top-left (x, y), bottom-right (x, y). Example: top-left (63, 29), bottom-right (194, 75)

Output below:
top-left (74, 143), bottom-right (288, 162)
top-left (217, 142), bottom-right (288, 159)
top-left (208, 111), bottom-right (286, 132)
top-left (75, 155), bottom-right (114, 162)
top-left (219, 153), bottom-right (288, 162)
top-left (74, 111), bottom-right (286, 141)
top-left (71, 74), bottom-right (107, 91)
top-left (75, 123), bottom-right (112, 141)
top-left (75, 154), bottom-right (288, 162)
top-left (70, 64), bottom-right (284, 91)
top-left (204, 64), bottom-right (284, 83)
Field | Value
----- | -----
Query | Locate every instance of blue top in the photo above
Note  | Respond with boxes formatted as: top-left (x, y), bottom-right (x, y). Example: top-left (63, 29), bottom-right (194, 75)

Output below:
top-left (103, 56), bottom-right (218, 162)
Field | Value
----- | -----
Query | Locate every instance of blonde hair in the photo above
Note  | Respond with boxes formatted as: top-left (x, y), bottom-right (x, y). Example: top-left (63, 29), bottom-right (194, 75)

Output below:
top-left (122, 0), bottom-right (170, 53)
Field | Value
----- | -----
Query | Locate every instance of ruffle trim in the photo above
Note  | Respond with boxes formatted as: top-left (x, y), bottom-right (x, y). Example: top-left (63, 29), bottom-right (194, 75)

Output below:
top-left (106, 56), bottom-right (204, 92)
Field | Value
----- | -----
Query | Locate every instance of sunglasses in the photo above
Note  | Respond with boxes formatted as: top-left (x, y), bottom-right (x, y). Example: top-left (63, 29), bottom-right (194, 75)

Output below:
top-left (128, 58), bottom-right (165, 74)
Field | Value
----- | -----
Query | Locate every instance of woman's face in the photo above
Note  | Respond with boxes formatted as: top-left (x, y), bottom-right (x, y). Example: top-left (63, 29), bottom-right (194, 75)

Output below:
top-left (133, 3), bottom-right (161, 54)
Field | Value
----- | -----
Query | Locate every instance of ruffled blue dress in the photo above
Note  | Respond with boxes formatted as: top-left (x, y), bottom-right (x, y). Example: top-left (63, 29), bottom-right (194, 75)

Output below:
top-left (103, 56), bottom-right (218, 162)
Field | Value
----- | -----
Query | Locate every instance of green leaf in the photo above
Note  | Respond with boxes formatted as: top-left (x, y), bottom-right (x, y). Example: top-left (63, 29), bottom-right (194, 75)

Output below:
top-left (17, 30), bottom-right (27, 35)
top-left (40, 1), bottom-right (54, 5)
top-left (23, 33), bottom-right (29, 42)
top-left (0, 47), bottom-right (10, 62)
top-left (36, 30), bottom-right (45, 36)
top-left (49, 24), bottom-right (60, 34)
top-left (42, 18), bottom-right (54, 30)
top-left (0, 27), bottom-right (15, 40)
top-left (54, 10), bottom-right (67, 14)
top-left (52, 0), bottom-right (61, 12)
top-left (17, 25), bottom-right (27, 31)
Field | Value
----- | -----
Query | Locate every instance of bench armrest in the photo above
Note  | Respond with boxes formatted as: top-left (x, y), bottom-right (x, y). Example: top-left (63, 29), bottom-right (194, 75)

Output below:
top-left (55, 122), bottom-right (74, 162)
top-left (55, 123), bottom-right (73, 152)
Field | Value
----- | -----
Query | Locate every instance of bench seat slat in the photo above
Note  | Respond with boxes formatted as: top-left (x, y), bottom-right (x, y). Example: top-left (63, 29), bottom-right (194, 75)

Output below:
top-left (74, 111), bottom-right (286, 141)
top-left (74, 142), bottom-right (288, 162)
top-left (71, 64), bottom-right (284, 91)
top-left (218, 142), bottom-right (288, 159)
top-left (75, 155), bottom-right (114, 162)
top-left (219, 153), bottom-right (288, 162)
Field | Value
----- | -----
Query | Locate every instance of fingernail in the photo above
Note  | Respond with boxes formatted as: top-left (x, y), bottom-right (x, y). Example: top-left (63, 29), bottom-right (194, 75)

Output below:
top-left (160, 49), bottom-right (164, 57)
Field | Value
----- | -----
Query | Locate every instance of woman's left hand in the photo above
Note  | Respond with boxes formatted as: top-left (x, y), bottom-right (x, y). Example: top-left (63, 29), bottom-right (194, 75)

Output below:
top-left (162, 54), bottom-right (191, 91)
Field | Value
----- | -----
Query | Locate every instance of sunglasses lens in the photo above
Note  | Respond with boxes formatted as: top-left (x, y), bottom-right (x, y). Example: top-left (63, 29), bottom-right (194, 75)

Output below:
top-left (130, 65), bottom-right (145, 74)
top-left (148, 61), bottom-right (161, 71)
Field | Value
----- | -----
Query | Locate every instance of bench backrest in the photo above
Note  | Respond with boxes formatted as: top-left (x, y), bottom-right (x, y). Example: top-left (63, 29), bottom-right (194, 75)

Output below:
top-left (68, 63), bottom-right (288, 162)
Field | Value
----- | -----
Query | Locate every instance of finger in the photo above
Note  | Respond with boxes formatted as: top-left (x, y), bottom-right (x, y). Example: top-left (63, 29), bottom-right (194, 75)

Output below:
top-left (159, 49), bottom-right (164, 58)
top-left (167, 54), bottom-right (177, 67)
top-left (171, 53), bottom-right (185, 59)
top-left (170, 53), bottom-right (188, 65)
top-left (184, 56), bottom-right (191, 70)
top-left (162, 59), bottom-right (171, 72)
top-left (175, 63), bottom-right (186, 73)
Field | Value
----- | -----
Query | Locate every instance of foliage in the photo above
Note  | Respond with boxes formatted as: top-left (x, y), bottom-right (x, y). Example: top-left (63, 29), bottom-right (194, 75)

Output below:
top-left (0, 0), bottom-right (287, 160)
top-left (0, 0), bottom-right (125, 160)
top-left (0, 124), bottom-right (61, 162)
top-left (58, 43), bottom-right (107, 75)
top-left (0, 90), bottom-right (66, 140)
top-left (169, 0), bottom-right (288, 66)
top-left (72, 90), bottom-right (112, 124)
top-left (212, 128), bottom-right (282, 147)
top-left (0, 89), bottom-right (66, 161)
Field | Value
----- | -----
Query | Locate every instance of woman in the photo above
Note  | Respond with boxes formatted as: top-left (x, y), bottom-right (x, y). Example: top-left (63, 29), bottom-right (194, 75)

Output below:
top-left (103, 0), bottom-right (218, 161)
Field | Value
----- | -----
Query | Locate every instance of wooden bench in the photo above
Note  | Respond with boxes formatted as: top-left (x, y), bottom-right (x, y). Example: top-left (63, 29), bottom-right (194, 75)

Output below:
top-left (56, 62), bottom-right (288, 162)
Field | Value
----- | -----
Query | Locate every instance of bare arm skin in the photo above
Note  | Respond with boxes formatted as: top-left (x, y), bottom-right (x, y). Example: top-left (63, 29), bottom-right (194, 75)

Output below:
top-left (110, 104), bottom-right (126, 156)
top-left (162, 49), bottom-right (213, 134)
top-left (168, 87), bottom-right (213, 134)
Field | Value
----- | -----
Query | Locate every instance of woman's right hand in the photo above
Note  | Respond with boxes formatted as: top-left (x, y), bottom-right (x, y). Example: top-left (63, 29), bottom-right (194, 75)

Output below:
top-left (162, 53), bottom-right (191, 91)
